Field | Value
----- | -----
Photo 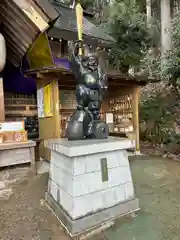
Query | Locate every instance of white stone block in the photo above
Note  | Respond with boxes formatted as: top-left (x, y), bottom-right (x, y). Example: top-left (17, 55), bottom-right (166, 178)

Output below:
top-left (118, 150), bottom-right (130, 166)
top-left (125, 182), bottom-right (135, 200)
top-left (51, 151), bottom-right (73, 175)
top-left (51, 165), bottom-right (73, 196)
top-left (73, 172), bottom-right (101, 197)
top-left (101, 187), bottom-right (117, 209)
top-left (108, 167), bottom-right (123, 187)
top-left (73, 191), bottom-right (103, 219)
top-left (49, 179), bottom-right (73, 215)
top-left (50, 165), bottom-right (59, 184)
top-left (73, 156), bottom-right (86, 175)
top-left (107, 167), bottom-right (131, 188)
top-left (49, 179), bottom-right (58, 202)
top-left (107, 150), bottom-right (123, 168)
top-left (119, 166), bottom-right (133, 184)
top-left (59, 187), bottom-right (73, 215)
top-left (84, 153), bottom-right (101, 173)
top-left (115, 184), bottom-right (126, 203)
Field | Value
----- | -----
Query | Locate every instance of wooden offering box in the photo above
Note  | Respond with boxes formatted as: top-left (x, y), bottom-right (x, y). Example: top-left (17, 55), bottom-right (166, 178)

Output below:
top-left (2, 130), bottom-right (27, 143)
top-left (0, 121), bottom-right (36, 168)
top-left (0, 121), bottom-right (27, 143)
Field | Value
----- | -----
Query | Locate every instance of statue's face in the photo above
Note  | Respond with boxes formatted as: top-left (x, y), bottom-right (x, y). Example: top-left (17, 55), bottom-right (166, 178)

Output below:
top-left (88, 56), bottom-right (98, 71)
top-left (82, 56), bottom-right (98, 71)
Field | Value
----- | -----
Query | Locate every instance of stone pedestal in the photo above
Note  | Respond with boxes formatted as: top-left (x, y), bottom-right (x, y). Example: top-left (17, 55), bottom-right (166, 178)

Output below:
top-left (45, 137), bottom-right (139, 236)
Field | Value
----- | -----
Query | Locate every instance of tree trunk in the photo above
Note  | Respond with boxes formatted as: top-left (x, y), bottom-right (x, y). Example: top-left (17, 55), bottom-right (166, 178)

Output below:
top-left (146, 0), bottom-right (151, 23)
top-left (160, 0), bottom-right (172, 62)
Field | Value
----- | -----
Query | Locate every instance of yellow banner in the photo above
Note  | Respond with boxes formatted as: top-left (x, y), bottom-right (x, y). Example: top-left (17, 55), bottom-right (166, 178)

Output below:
top-left (44, 83), bottom-right (53, 117)
top-left (75, 3), bottom-right (83, 55)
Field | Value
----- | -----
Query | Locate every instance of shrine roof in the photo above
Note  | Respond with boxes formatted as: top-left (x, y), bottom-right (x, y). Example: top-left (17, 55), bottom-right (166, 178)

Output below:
top-left (48, 2), bottom-right (115, 46)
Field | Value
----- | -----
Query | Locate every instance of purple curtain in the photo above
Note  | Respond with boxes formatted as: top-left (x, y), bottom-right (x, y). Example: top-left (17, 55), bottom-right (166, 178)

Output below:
top-left (2, 58), bottom-right (71, 94)
top-left (3, 62), bottom-right (36, 94)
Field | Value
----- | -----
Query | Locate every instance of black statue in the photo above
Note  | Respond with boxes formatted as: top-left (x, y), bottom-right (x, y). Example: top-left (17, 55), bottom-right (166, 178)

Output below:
top-left (66, 41), bottom-right (109, 140)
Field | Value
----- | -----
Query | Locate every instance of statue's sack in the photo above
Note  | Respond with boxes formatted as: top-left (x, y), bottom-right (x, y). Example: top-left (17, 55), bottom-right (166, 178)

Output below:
top-left (0, 33), bottom-right (6, 72)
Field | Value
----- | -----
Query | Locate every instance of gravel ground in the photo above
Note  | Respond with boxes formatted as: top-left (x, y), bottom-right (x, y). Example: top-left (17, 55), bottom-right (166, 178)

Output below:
top-left (0, 171), bottom-right (70, 240)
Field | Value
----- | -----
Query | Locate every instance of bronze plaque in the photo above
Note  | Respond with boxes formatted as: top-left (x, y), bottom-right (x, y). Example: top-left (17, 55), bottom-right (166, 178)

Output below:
top-left (100, 158), bottom-right (109, 182)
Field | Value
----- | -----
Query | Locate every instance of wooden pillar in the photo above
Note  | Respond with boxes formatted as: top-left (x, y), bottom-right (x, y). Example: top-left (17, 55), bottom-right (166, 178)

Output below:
top-left (0, 78), bottom-right (5, 122)
top-left (38, 78), bottom-right (60, 161)
top-left (53, 79), bottom-right (61, 138)
top-left (132, 86), bottom-right (140, 153)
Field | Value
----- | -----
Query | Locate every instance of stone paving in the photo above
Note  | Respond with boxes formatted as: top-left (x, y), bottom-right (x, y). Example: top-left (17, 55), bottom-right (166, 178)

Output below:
top-left (1, 157), bottom-right (180, 239)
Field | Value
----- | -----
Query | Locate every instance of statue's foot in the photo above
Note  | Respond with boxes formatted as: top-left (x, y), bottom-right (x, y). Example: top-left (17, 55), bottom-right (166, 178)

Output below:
top-left (66, 110), bottom-right (85, 141)
top-left (66, 120), bottom-right (84, 141)
top-left (66, 109), bottom-right (91, 141)
top-left (90, 120), bottom-right (109, 139)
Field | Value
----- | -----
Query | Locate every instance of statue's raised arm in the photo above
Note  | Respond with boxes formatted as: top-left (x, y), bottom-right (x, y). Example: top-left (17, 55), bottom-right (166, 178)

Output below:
top-left (70, 41), bottom-right (87, 82)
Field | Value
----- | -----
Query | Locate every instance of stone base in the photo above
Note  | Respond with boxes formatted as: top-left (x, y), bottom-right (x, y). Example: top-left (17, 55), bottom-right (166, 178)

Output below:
top-left (45, 137), bottom-right (139, 236)
top-left (45, 192), bottom-right (139, 236)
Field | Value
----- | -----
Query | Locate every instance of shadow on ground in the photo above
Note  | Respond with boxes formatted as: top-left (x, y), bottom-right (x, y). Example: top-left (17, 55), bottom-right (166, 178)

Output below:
top-left (1, 157), bottom-right (180, 240)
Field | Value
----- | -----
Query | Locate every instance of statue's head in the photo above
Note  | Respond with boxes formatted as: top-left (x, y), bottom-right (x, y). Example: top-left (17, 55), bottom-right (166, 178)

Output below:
top-left (82, 54), bottom-right (98, 72)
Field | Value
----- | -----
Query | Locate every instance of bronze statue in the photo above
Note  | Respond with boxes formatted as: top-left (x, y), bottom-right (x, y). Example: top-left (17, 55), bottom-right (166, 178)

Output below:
top-left (66, 41), bottom-right (109, 140)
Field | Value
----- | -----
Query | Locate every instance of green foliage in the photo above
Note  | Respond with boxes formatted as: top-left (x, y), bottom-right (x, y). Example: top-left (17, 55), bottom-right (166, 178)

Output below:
top-left (60, 0), bottom-right (94, 9)
top-left (140, 81), bottom-right (180, 152)
top-left (61, 0), bottom-right (110, 11)
top-left (80, 0), bottom-right (95, 10)
top-left (140, 91), bottom-right (176, 145)
top-left (104, 0), bottom-right (158, 73)
top-left (139, 2), bottom-right (180, 150)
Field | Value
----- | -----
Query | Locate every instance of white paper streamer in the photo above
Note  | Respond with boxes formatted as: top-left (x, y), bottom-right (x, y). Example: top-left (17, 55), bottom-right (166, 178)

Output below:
top-left (0, 33), bottom-right (6, 72)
